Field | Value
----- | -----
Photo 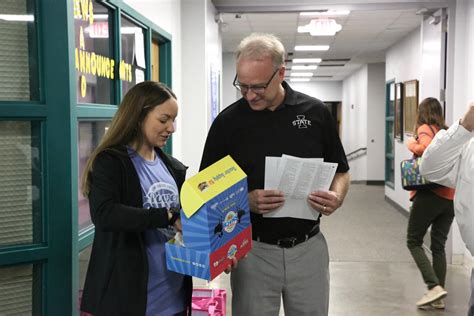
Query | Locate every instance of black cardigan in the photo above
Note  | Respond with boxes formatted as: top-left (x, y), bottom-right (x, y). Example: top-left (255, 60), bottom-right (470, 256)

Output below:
top-left (80, 146), bottom-right (192, 316)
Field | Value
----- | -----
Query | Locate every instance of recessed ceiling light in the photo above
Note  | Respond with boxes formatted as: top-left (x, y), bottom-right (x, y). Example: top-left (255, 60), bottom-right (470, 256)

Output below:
top-left (300, 10), bottom-right (350, 16)
top-left (94, 14), bottom-right (109, 20)
top-left (292, 58), bottom-right (322, 63)
top-left (0, 14), bottom-right (34, 22)
top-left (290, 72), bottom-right (313, 77)
top-left (292, 65), bottom-right (318, 70)
top-left (294, 45), bottom-right (330, 51)
top-left (290, 78), bottom-right (311, 82)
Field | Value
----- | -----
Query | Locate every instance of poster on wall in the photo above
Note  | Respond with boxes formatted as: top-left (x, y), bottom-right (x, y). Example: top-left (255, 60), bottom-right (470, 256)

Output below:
top-left (209, 64), bottom-right (220, 125)
top-left (74, 0), bottom-right (115, 104)
top-left (403, 80), bottom-right (419, 136)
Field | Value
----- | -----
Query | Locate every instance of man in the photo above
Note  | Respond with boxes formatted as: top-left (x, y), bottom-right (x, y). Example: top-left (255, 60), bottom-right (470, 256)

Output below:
top-left (200, 33), bottom-right (350, 316)
top-left (421, 103), bottom-right (474, 315)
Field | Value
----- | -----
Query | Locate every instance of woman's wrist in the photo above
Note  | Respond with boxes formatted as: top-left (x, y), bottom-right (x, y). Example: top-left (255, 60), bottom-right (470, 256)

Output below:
top-left (168, 207), bottom-right (180, 226)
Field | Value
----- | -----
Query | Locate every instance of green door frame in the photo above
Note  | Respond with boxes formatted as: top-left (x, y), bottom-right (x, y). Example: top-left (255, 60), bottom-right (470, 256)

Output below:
top-left (385, 79), bottom-right (395, 189)
top-left (0, 0), bottom-right (173, 315)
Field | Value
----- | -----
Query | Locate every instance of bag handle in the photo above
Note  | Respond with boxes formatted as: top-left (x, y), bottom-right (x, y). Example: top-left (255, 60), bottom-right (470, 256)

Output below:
top-left (418, 125), bottom-right (437, 138)
top-left (427, 124), bottom-right (437, 137)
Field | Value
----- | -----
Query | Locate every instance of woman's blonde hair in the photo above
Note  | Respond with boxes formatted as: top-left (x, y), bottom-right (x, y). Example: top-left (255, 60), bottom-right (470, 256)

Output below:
top-left (80, 81), bottom-right (176, 196)
top-left (414, 97), bottom-right (448, 136)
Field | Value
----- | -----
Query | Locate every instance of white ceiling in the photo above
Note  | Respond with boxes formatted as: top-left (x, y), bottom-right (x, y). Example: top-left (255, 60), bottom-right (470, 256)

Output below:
top-left (212, 0), bottom-right (449, 81)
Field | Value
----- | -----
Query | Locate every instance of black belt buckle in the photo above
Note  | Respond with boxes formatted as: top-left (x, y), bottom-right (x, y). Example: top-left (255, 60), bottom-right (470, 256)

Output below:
top-left (277, 237), bottom-right (298, 248)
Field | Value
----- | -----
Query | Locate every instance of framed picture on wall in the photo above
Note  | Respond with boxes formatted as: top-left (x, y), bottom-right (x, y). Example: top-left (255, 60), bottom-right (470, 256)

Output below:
top-left (394, 82), bottom-right (404, 141)
top-left (403, 79), bottom-right (419, 136)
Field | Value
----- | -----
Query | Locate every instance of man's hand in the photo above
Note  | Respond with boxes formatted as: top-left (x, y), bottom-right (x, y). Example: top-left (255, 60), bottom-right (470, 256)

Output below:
top-left (308, 190), bottom-right (342, 216)
top-left (248, 189), bottom-right (285, 214)
top-left (224, 257), bottom-right (239, 274)
top-left (460, 102), bottom-right (474, 132)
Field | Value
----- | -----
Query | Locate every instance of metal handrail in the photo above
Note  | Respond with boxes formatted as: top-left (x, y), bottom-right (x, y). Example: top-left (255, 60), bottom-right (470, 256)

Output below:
top-left (346, 147), bottom-right (367, 161)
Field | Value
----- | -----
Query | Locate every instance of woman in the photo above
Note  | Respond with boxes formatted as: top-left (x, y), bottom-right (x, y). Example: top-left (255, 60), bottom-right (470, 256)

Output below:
top-left (80, 81), bottom-right (192, 315)
top-left (406, 97), bottom-right (455, 310)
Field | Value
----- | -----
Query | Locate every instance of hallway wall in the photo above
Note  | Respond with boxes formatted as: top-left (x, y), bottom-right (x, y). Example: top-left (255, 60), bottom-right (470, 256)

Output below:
top-left (289, 81), bottom-right (342, 102)
top-left (340, 63), bottom-right (385, 183)
top-left (222, 52), bottom-right (239, 109)
top-left (123, 0), bottom-right (183, 114)
top-left (179, 0), bottom-right (222, 176)
top-left (366, 63), bottom-right (386, 182)
top-left (341, 65), bottom-right (368, 181)
top-left (384, 27), bottom-right (421, 212)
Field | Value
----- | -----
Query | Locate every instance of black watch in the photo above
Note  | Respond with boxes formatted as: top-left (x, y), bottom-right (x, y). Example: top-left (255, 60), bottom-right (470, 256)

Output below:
top-left (168, 207), bottom-right (180, 226)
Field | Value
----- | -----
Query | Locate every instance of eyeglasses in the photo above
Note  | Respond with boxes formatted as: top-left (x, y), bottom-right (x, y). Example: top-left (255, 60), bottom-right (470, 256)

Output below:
top-left (233, 67), bottom-right (280, 95)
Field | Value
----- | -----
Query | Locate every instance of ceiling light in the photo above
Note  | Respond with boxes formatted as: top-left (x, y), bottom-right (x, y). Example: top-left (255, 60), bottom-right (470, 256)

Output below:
top-left (94, 14), bottom-right (109, 20)
top-left (290, 72), bottom-right (313, 77)
top-left (0, 14), bottom-right (34, 22)
top-left (298, 19), bottom-right (342, 36)
top-left (294, 45), bottom-right (330, 51)
top-left (290, 78), bottom-right (311, 82)
top-left (121, 27), bottom-right (142, 34)
top-left (300, 10), bottom-right (350, 16)
top-left (292, 58), bottom-right (322, 63)
top-left (292, 65), bottom-right (318, 70)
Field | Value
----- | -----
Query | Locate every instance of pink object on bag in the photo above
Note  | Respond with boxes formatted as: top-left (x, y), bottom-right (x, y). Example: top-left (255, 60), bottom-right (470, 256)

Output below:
top-left (191, 288), bottom-right (227, 316)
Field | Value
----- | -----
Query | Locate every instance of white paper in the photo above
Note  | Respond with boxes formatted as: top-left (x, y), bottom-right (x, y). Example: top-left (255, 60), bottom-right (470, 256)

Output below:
top-left (264, 156), bottom-right (280, 189)
top-left (135, 68), bottom-right (145, 83)
top-left (134, 30), bottom-right (146, 68)
top-left (263, 155), bottom-right (338, 220)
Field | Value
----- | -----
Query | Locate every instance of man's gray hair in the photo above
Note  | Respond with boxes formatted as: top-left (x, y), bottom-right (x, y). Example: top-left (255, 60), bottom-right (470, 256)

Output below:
top-left (236, 33), bottom-right (285, 69)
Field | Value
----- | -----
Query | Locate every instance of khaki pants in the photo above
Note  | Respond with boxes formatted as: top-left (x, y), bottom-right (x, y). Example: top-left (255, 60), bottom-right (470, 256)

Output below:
top-left (231, 232), bottom-right (329, 316)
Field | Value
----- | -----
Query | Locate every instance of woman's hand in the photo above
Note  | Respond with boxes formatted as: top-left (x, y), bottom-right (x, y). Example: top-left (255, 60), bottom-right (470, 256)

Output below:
top-left (173, 217), bottom-right (182, 232)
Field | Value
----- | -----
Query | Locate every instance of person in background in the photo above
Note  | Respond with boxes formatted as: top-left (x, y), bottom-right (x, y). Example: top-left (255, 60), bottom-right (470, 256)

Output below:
top-left (405, 97), bottom-right (455, 309)
top-left (80, 81), bottom-right (192, 316)
top-left (421, 102), bottom-right (474, 315)
top-left (200, 33), bottom-right (350, 316)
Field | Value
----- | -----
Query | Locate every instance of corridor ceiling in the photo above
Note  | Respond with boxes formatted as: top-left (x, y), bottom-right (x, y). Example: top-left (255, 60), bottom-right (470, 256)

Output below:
top-left (212, 0), bottom-right (451, 81)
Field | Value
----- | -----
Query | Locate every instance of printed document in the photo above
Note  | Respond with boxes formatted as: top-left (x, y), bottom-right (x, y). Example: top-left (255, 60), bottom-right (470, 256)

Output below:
top-left (263, 155), bottom-right (337, 220)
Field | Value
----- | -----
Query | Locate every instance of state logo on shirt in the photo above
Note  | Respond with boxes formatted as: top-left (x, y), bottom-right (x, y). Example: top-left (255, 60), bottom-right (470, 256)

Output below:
top-left (292, 115), bottom-right (312, 129)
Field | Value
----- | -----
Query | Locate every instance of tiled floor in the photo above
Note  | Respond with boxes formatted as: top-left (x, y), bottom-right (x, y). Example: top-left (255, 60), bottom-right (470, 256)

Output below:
top-left (194, 184), bottom-right (472, 316)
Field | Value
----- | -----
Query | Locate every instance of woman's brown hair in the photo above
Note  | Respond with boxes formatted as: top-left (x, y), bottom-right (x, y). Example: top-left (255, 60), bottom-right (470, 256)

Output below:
top-left (414, 97), bottom-right (448, 137)
top-left (80, 81), bottom-right (176, 196)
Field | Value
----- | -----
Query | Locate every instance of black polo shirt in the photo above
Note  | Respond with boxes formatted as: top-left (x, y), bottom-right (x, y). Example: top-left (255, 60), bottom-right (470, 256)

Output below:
top-left (200, 81), bottom-right (349, 241)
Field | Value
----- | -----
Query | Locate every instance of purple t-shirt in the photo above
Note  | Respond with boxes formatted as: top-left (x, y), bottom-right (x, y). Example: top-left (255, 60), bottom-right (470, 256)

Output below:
top-left (128, 149), bottom-right (186, 316)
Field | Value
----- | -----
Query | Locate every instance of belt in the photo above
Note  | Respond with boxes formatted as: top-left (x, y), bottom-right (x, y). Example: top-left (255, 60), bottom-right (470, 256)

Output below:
top-left (254, 226), bottom-right (320, 248)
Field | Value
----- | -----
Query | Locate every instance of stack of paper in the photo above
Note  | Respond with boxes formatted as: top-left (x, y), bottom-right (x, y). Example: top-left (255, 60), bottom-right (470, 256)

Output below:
top-left (264, 154), bottom-right (337, 220)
